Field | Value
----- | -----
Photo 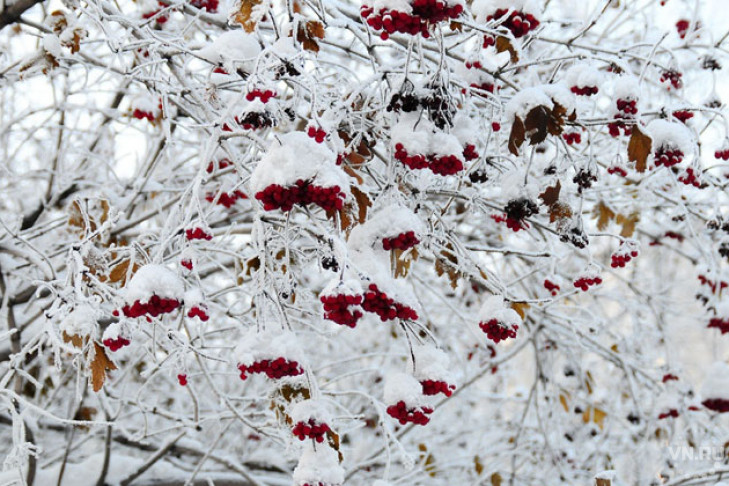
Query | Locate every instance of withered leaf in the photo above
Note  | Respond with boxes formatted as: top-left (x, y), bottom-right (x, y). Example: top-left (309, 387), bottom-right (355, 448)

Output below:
top-left (393, 248), bottom-right (417, 279)
top-left (491, 472), bottom-right (503, 486)
top-left (582, 406), bottom-right (607, 429)
top-left (474, 456), bottom-right (484, 476)
top-left (524, 105), bottom-right (553, 145)
top-left (616, 212), bottom-right (639, 237)
top-left (108, 259), bottom-right (138, 285)
top-left (62, 331), bottom-right (85, 348)
top-left (539, 180), bottom-right (561, 206)
top-left (296, 20), bottom-right (325, 52)
top-left (233, 0), bottom-right (263, 33)
top-left (495, 36), bottom-right (518, 63)
top-left (508, 116), bottom-right (525, 156)
top-left (549, 202), bottom-right (573, 223)
top-left (351, 186), bottom-right (371, 223)
top-left (594, 201), bottom-right (616, 231)
top-left (628, 126), bottom-right (652, 173)
top-left (90, 342), bottom-right (117, 392)
top-left (510, 302), bottom-right (530, 319)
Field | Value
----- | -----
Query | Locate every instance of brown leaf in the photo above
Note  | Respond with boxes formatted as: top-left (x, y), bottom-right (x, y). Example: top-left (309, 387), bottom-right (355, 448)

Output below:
top-left (539, 181), bottom-right (561, 206)
top-left (596, 479), bottom-right (612, 486)
top-left (548, 103), bottom-right (568, 136)
top-left (616, 212), bottom-right (639, 237)
top-left (245, 256), bottom-right (260, 276)
top-left (508, 116), bottom-right (525, 156)
top-left (233, 0), bottom-right (263, 33)
top-left (342, 165), bottom-right (364, 185)
top-left (108, 259), bottom-right (139, 285)
top-left (474, 456), bottom-right (484, 475)
top-left (495, 36), bottom-right (518, 63)
top-left (628, 126), bottom-right (652, 173)
top-left (559, 392), bottom-right (570, 412)
top-left (393, 248), bottom-right (417, 279)
top-left (351, 186), bottom-right (371, 224)
top-left (90, 342), bottom-right (117, 392)
top-left (594, 201), bottom-right (616, 231)
top-left (491, 472), bottom-right (503, 486)
top-left (62, 331), bottom-right (85, 348)
top-left (524, 105), bottom-right (551, 145)
top-left (74, 406), bottom-right (97, 422)
top-left (297, 20), bottom-right (325, 52)
top-left (582, 406), bottom-right (607, 429)
top-left (549, 202), bottom-right (573, 223)
top-left (510, 302), bottom-right (530, 319)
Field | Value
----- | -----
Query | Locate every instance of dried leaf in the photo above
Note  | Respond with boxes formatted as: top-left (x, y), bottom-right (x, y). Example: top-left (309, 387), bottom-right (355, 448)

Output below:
top-left (582, 406), bottom-right (607, 429)
top-left (495, 36), bottom-right (518, 63)
top-left (628, 126), bottom-right (652, 173)
top-left (559, 393), bottom-right (570, 412)
top-left (549, 202), bottom-right (573, 223)
top-left (616, 212), bottom-right (639, 237)
top-left (491, 472), bottom-right (503, 486)
top-left (596, 479), bottom-right (612, 486)
top-left (342, 165), bottom-right (364, 185)
top-left (594, 201), bottom-right (616, 231)
top-left (296, 20), bottom-right (325, 52)
top-left (245, 256), bottom-right (260, 276)
top-left (62, 331), bottom-right (85, 348)
top-left (351, 186), bottom-right (371, 224)
top-left (508, 116), bottom-right (525, 156)
top-left (233, 0), bottom-right (263, 33)
top-left (524, 105), bottom-right (551, 145)
top-left (90, 342), bottom-right (116, 392)
top-left (474, 456), bottom-right (484, 475)
top-left (539, 181), bottom-right (561, 207)
top-left (394, 248), bottom-right (417, 279)
top-left (108, 259), bottom-right (138, 285)
top-left (510, 302), bottom-right (530, 319)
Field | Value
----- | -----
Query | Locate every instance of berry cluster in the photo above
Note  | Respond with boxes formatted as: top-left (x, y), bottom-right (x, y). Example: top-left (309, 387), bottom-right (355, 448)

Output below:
top-left (672, 110), bottom-right (693, 123)
top-left (479, 318), bottom-right (518, 344)
top-left (714, 148), bottom-right (729, 160)
top-left (469, 169), bottom-right (489, 184)
top-left (486, 9), bottom-right (540, 38)
top-left (190, 0), bottom-right (218, 12)
top-left (387, 92), bottom-right (420, 113)
top-left (180, 259), bottom-right (193, 271)
top-left (702, 398), bottom-right (729, 413)
top-left (660, 69), bottom-right (683, 90)
top-left (420, 379), bottom-right (455, 397)
top-left (246, 89), bottom-right (276, 103)
top-left (570, 85), bottom-right (598, 96)
top-left (463, 82), bottom-right (495, 94)
top-left (362, 284), bottom-right (419, 321)
top-left (307, 126), bottom-right (327, 143)
top-left (292, 419), bottom-right (331, 442)
top-left (321, 256), bottom-right (339, 272)
top-left (462, 144), bottom-right (479, 161)
top-left (255, 180), bottom-right (346, 212)
top-left (394, 143), bottom-right (464, 175)
top-left (678, 167), bottom-right (701, 187)
top-left (103, 336), bottom-right (130, 352)
top-left (607, 166), bottom-right (628, 177)
top-left (544, 279), bottom-right (560, 296)
top-left (708, 317), bottom-right (729, 334)
top-left (206, 158), bottom-right (232, 173)
top-left (238, 112), bottom-right (274, 130)
top-left (187, 305), bottom-right (209, 321)
top-left (658, 409), bottom-right (679, 420)
top-left (608, 98), bottom-right (638, 137)
top-left (500, 197), bottom-right (538, 231)
top-left (698, 275), bottom-right (728, 294)
top-left (563, 132), bottom-right (581, 145)
top-left (132, 109), bottom-right (156, 122)
top-left (121, 296), bottom-right (181, 318)
top-left (654, 146), bottom-right (684, 168)
top-left (382, 231), bottom-right (420, 251)
top-left (482, 35), bottom-right (495, 48)
top-left (186, 227), bottom-right (213, 241)
top-left (386, 401), bottom-right (433, 425)
top-left (611, 246), bottom-right (639, 268)
top-left (142, 5), bottom-right (169, 24)
top-left (573, 169), bottom-right (597, 193)
top-left (177, 374), bottom-right (188, 386)
top-left (321, 294), bottom-right (363, 328)
top-left (491, 213), bottom-right (528, 232)
top-left (573, 276), bottom-right (602, 291)
top-left (361, 1), bottom-right (464, 40)
top-left (205, 190), bottom-right (247, 208)
top-left (238, 358), bottom-right (304, 380)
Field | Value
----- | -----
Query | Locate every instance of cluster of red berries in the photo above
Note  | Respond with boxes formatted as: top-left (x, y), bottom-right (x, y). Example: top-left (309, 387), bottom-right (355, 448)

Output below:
top-left (386, 401), bottom-right (433, 425)
top-left (292, 419), bottom-right (331, 442)
top-left (660, 70), bottom-right (683, 90)
top-left (608, 98), bottom-right (638, 137)
top-left (714, 149), bottom-right (729, 160)
top-left (132, 109), bottom-right (156, 122)
top-left (142, 3), bottom-right (169, 24)
top-left (362, 284), bottom-right (419, 321)
top-left (180, 259), bottom-right (193, 271)
top-left (486, 9), bottom-right (540, 38)
top-left (177, 374), bottom-right (188, 386)
top-left (307, 126), bottom-right (327, 143)
top-left (463, 82), bottom-right (495, 95)
top-left (544, 279), bottom-right (560, 296)
top-left (190, 0), bottom-right (218, 12)
top-left (607, 166), bottom-right (628, 177)
top-left (321, 294), bottom-right (364, 328)
top-left (117, 296), bottom-right (181, 318)
top-left (238, 358), bottom-right (304, 380)
top-left (361, 1), bottom-right (464, 40)
top-left (702, 398), bottom-right (729, 413)
top-left (186, 227), bottom-right (213, 241)
top-left (463, 144), bottom-right (479, 161)
top-left (658, 409), bottom-right (679, 420)
top-left (382, 231), bottom-right (420, 251)
top-left (255, 180), bottom-right (346, 212)
top-left (672, 110), bottom-right (693, 123)
top-left (420, 379), bottom-right (455, 397)
top-left (662, 373), bottom-right (679, 383)
top-left (611, 247), bottom-right (639, 268)
top-left (708, 317), bottom-right (729, 334)
top-left (205, 190), bottom-right (247, 208)
top-left (394, 144), bottom-right (464, 175)
top-left (479, 318), bottom-right (518, 344)
top-left (573, 276), bottom-right (602, 291)
top-left (698, 275), bottom-right (728, 294)
top-left (239, 112), bottom-right (274, 130)
top-left (678, 167), bottom-right (701, 187)
top-left (563, 132), bottom-right (581, 145)
top-left (654, 146), bottom-right (684, 168)
top-left (187, 305), bottom-right (209, 321)
top-left (246, 89), bottom-right (276, 103)
top-left (570, 86), bottom-right (599, 96)
top-left (491, 214), bottom-right (528, 232)
top-left (206, 158), bottom-right (232, 173)
top-left (103, 336), bottom-right (131, 352)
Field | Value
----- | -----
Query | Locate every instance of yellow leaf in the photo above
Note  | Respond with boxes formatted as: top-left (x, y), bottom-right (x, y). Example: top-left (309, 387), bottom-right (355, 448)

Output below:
top-left (233, 0), bottom-right (263, 33)
top-left (559, 393), bottom-right (570, 412)
top-left (510, 302), bottom-right (530, 319)
top-left (582, 406), bottom-right (607, 429)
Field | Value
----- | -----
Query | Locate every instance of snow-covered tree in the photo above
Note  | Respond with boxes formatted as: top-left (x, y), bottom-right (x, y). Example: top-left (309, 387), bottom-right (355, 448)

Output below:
top-left (2, 0), bottom-right (729, 484)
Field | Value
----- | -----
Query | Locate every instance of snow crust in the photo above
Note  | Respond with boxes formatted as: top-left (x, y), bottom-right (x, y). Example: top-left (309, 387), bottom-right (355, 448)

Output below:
top-left (293, 443), bottom-right (344, 486)
top-left (124, 264), bottom-right (184, 304)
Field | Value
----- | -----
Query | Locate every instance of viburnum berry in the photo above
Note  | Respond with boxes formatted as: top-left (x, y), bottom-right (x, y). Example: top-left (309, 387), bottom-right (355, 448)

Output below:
top-left (678, 167), bottom-right (701, 187)
top-left (121, 295), bottom-right (181, 318)
top-left (238, 358), bottom-right (304, 380)
top-left (187, 305), bottom-right (209, 321)
top-left (570, 85), bottom-right (598, 96)
top-left (492, 122), bottom-right (501, 132)
top-left (616, 98), bottom-right (638, 115)
top-left (386, 400), bottom-right (433, 425)
top-left (486, 8), bottom-right (540, 38)
top-left (177, 374), bottom-right (188, 386)
top-left (662, 373), bottom-right (679, 383)
top-left (708, 317), bottom-right (729, 334)
top-left (206, 158), bottom-right (232, 173)
top-left (180, 259), bottom-right (193, 271)
top-left (246, 89), bottom-right (276, 103)
top-left (255, 180), bottom-right (345, 212)
top-left (205, 190), bottom-right (247, 208)
top-left (186, 227), bottom-right (213, 241)
top-left (482, 35), bottom-right (495, 48)
top-left (142, 7), bottom-right (169, 25)
top-left (464, 82), bottom-right (495, 94)
top-left (321, 293), bottom-right (363, 328)
top-left (607, 166), bottom-right (628, 177)
top-left (672, 110), bottom-right (694, 123)
top-left (698, 274), bottom-right (728, 294)
top-left (307, 126), bottom-right (327, 143)
top-left (660, 69), bottom-right (683, 90)
top-left (714, 148), bottom-right (729, 160)
top-left (292, 419), bottom-right (331, 442)
top-left (573, 275), bottom-right (602, 291)
top-left (387, 92), bottom-right (421, 113)
top-left (469, 169), bottom-right (489, 183)
top-left (703, 398), bottom-right (729, 413)
top-left (491, 213), bottom-right (529, 232)
top-left (190, 0), bottom-right (217, 12)
top-left (382, 231), bottom-right (420, 251)
top-left (103, 336), bottom-right (130, 352)
top-left (563, 132), bottom-right (581, 145)
top-left (362, 284), bottom-right (418, 321)
top-left (462, 144), bottom-right (479, 161)
top-left (479, 318), bottom-right (518, 344)
top-left (498, 197), bottom-right (538, 231)
top-left (394, 143), bottom-right (428, 170)
top-left (132, 109), bottom-right (156, 122)
top-left (360, 1), bottom-right (464, 41)
top-left (420, 379), bottom-right (456, 397)
top-left (654, 145), bottom-right (684, 168)
top-left (658, 409), bottom-right (679, 420)
top-left (544, 279), bottom-right (560, 296)
top-left (429, 154), bottom-right (464, 176)
top-left (238, 111), bottom-right (274, 130)
top-left (611, 244), bottom-right (639, 268)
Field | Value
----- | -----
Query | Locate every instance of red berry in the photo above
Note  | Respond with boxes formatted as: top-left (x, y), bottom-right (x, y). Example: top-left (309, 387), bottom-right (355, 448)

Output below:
top-left (177, 374), bottom-right (188, 386)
